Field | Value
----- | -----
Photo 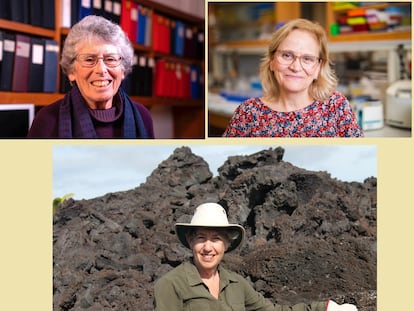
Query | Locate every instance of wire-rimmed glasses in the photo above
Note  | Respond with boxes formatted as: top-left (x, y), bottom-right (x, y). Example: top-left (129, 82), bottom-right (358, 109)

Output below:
top-left (74, 53), bottom-right (123, 68)
top-left (275, 50), bottom-right (321, 70)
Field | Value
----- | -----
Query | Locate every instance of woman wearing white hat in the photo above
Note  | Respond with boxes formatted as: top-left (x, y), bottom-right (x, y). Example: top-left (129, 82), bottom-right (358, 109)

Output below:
top-left (154, 202), bottom-right (358, 311)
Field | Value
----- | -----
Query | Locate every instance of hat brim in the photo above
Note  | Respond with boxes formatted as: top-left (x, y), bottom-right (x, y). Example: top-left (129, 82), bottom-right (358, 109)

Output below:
top-left (175, 223), bottom-right (245, 253)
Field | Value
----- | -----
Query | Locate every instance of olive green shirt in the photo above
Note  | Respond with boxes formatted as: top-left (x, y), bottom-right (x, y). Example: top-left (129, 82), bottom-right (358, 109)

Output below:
top-left (154, 261), bottom-right (328, 311)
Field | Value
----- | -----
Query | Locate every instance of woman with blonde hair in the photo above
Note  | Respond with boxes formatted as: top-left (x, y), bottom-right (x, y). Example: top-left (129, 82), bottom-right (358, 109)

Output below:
top-left (223, 19), bottom-right (362, 137)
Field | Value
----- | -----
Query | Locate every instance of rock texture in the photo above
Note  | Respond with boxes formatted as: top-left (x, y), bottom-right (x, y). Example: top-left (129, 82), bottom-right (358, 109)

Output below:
top-left (53, 146), bottom-right (377, 310)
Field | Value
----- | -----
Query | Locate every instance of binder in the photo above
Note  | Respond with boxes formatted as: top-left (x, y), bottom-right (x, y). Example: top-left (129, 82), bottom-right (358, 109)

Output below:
top-left (0, 33), bottom-right (15, 91)
top-left (11, 34), bottom-right (30, 92)
top-left (184, 26), bottom-right (196, 59)
top-left (144, 10), bottom-right (152, 46)
top-left (154, 59), bottom-right (166, 97)
top-left (0, 1), bottom-right (11, 20)
top-left (163, 17), bottom-right (171, 54)
top-left (120, 0), bottom-right (138, 42)
top-left (30, 0), bottom-right (55, 29)
top-left (135, 55), bottom-right (145, 95)
top-left (30, 0), bottom-right (43, 27)
top-left (78, 0), bottom-right (92, 20)
top-left (112, 0), bottom-right (121, 24)
top-left (181, 65), bottom-right (190, 98)
top-left (10, 0), bottom-right (29, 24)
top-left (43, 40), bottom-right (59, 93)
top-left (71, 0), bottom-right (79, 25)
top-left (152, 13), bottom-right (162, 52)
top-left (170, 62), bottom-right (179, 98)
top-left (196, 30), bottom-right (205, 60)
top-left (130, 1), bottom-right (138, 43)
top-left (103, 0), bottom-right (113, 21)
top-left (92, 0), bottom-right (103, 16)
top-left (190, 65), bottom-right (201, 99)
top-left (137, 5), bottom-right (147, 45)
top-left (176, 64), bottom-right (185, 98)
top-left (153, 14), bottom-right (171, 54)
top-left (43, 0), bottom-right (56, 29)
top-left (144, 56), bottom-right (154, 96)
top-left (170, 20), bottom-right (176, 55)
top-left (174, 20), bottom-right (185, 56)
top-left (28, 37), bottom-right (45, 92)
top-left (120, 0), bottom-right (132, 40)
top-left (61, 0), bottom-right (72, 28)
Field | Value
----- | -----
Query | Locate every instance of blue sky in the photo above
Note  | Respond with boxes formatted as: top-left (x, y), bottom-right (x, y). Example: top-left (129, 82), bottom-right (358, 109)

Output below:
top-left (53, 144), bottom-right (377, 200)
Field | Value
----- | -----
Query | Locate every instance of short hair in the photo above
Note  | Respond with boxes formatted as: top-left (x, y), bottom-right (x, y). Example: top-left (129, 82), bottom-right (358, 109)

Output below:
top-left (259, 18), bottom-right (337, 102)
top-left (60, 15), bottom-right (134, 76)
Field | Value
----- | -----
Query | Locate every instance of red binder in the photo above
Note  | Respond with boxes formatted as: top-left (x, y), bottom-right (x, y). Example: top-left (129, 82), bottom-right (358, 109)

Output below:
top-left (182, 65), bottom-right (191, 98)
top-left (163, 17), bottom-right (171, 54)
top-left (129, 1), bottom-right (138, 43)
top-left (12, 34), bottom-right (30, 92)
top-left (154, 59), bottom-right (165, 97)
top-left (120, 0), bottom-right (132, 40)
top-left (152, 13), bottom-right (162, 53)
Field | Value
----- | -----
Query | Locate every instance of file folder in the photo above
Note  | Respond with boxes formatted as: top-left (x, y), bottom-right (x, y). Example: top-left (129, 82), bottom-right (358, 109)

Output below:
top-left (43, 39), bottom-right (59, 93)
top-left (12, 34), bottom-right (30, 92)
top-left (28, 37), bottom-right (45, 92)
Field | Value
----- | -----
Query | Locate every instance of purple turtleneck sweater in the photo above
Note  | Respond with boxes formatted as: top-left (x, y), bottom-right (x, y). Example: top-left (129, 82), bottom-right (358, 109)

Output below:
top-left (27, 96), bottom-right (154, 138)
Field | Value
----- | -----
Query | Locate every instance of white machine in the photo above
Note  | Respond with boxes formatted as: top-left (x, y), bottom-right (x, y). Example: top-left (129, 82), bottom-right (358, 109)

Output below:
top-left (385, 80), bottom-right (412, 129)
top-left (356, 99), bottom-right (384, 131)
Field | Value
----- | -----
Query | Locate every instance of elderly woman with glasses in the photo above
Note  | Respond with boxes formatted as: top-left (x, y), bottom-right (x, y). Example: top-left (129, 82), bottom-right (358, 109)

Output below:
top-left (154, 203), bottom-right (358, 311)
top-left (223, 19), bottom-right (363, 138)
top-left (28, 15), bottom-right (154, 138)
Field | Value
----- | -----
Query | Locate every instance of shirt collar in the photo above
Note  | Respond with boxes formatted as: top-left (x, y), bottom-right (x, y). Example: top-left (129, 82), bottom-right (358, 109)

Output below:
top-left (183, 261), bottom-right (240, 288)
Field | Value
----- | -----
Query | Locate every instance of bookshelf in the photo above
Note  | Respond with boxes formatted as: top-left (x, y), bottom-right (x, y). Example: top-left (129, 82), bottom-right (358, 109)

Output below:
top-left (0, 0), bottom-right (205, 138)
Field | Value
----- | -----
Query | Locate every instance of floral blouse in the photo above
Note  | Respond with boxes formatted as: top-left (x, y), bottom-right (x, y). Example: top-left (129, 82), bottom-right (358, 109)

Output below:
top-left (223, 91), bottom-right (363, 137)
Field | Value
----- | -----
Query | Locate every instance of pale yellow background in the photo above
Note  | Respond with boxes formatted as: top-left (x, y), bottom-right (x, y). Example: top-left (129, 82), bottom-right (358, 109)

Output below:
top-left (0, 138), bottom-right (413, 310)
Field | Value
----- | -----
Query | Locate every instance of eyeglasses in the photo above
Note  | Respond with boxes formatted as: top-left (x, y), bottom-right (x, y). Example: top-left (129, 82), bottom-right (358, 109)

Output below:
top-left (74, 53), bottom-right (122, 68)
top-left (275, 50), bottom-right (321, 69)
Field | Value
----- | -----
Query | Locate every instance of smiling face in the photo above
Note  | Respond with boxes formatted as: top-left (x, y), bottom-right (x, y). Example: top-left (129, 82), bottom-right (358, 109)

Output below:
top-left (188, 228), bottom-right (227, 276)
top-left (270, 29), bottom-right (321, 97)
top-left (68, 39), bottom-right (125, 109)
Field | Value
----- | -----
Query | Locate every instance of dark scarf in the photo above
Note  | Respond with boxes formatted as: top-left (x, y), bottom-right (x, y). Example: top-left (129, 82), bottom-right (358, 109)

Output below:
top-left (58, 84), bottom-right (148, 138)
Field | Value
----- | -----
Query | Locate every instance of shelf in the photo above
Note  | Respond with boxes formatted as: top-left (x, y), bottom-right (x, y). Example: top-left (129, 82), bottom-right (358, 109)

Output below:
top-left (328, 30), bottom-right (411, 42)
top-left (0, 92), bottom-right (203, 109)
top-left (0, 92), bottom-right (62, 106)
top-left (212, 29), bottom-right (411, 54)
top-left (0, 19), bottom-right (55, 38)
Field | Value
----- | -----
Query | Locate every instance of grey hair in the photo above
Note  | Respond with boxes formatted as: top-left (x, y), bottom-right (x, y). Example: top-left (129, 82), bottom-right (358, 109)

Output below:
top-left (60, 15), bottom-right (134, 76)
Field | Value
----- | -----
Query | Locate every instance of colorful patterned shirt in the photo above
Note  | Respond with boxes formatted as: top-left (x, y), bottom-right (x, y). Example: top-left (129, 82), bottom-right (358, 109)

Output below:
top-left (223, 92), bottom-right (363, 137)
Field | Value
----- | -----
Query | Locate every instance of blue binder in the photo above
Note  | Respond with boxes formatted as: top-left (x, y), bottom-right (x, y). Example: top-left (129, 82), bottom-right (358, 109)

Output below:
top-left (137, 6), bottom-right (147, 45)
top-left (78, 0), bottom-right (92, 20)
top-left (43, 39), bottom-right (59, 93)
top-left (190, 65), bottom-right (201, 99)
top-left (174, 20), bottom-right (185, 56)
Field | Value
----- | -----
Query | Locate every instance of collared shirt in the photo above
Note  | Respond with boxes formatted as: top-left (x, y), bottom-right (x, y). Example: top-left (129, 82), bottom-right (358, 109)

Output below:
top-left (154, 261), bottom-right (328, 311)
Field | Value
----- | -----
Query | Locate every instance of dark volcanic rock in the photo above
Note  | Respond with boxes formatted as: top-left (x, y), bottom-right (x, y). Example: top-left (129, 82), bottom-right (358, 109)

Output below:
top-left (53, 146), bottom-right (377, 310)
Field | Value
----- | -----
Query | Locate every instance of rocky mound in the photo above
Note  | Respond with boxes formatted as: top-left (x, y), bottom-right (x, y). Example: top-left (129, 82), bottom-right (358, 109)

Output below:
top-left (53, 146), bottom-right (377, 310)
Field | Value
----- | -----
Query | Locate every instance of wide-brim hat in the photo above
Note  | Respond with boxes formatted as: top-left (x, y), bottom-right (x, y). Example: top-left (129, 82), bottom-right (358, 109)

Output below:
top-left (175, 202), bottom-right (245, 253)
